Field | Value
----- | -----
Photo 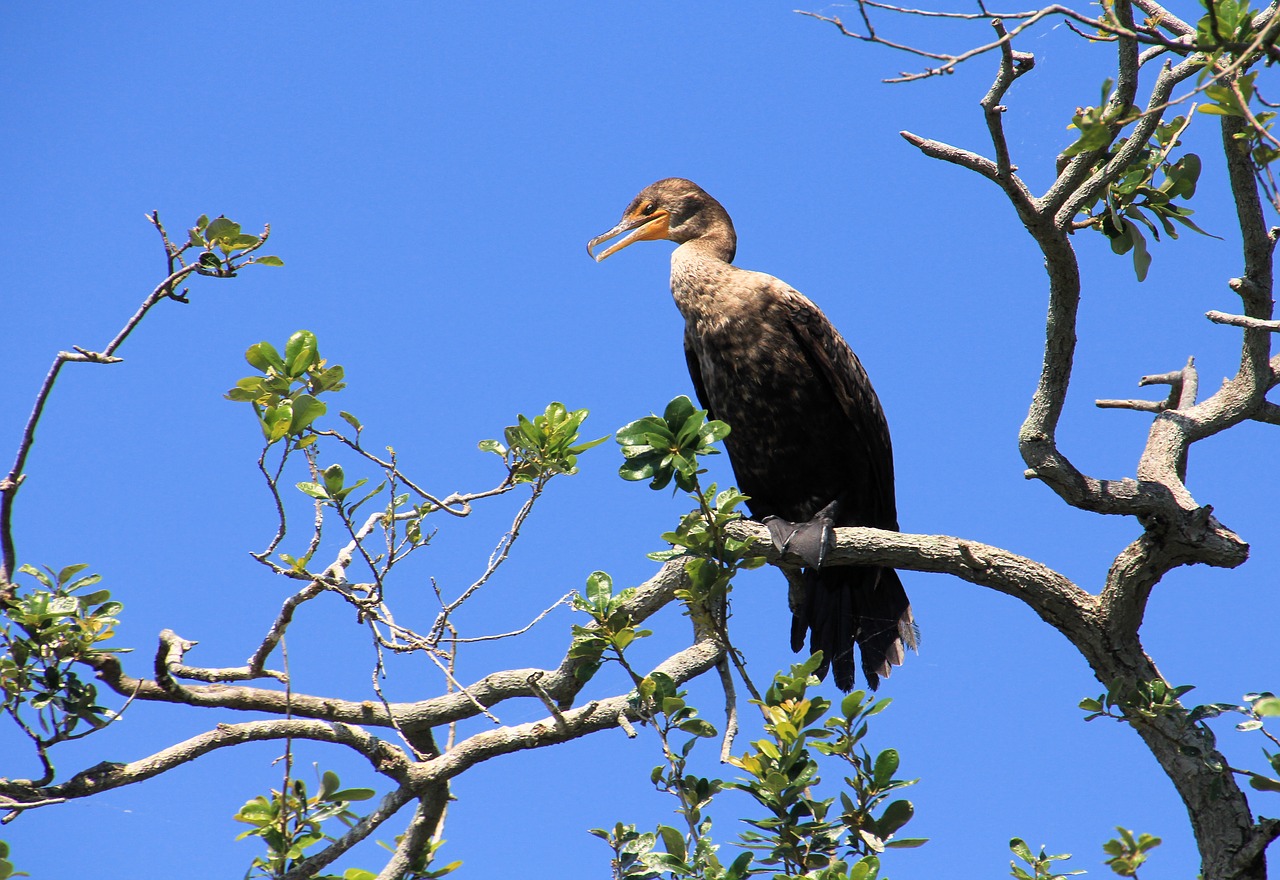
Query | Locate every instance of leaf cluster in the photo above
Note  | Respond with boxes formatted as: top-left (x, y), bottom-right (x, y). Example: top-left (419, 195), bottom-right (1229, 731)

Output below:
top-left (1073, 101), bottom-right (1211, 281)
top-left (651, 485), bottom-right (763, 571)
top-left (616, 398), bottom-right (763, 638)
top-left (1201, 71), bottom-right (1280, 172)
top-left (1, 564), bottom-right (121, 748)
top-left (349, 837), bottom-right (460, 880)
top-left (596, 659), bottom-right (922, 880)
top-left (188, 214), bottom-right (284, 275)
top-left (0, 840), bottom-right (26, 880)
top-left (1101, 827), bottom-right (1162, 877)
top-left (1079, 678), bottom-right (1194, 722)
top-left (570, 571), bottom-right (653, 683)
top-left (225, 330), bottom-right (347, 446)
top-left (616, 396), bottom-right (730, 493)
top-left (728, 655), bottom-right (924, 874)
top-left (297, 464), bottom-right (382, 515)
top-left (1081, 684), bottom-right (1280, 791)
top-left (234, 768), bottom-right (375, 879)
top-left (1192, 0), bottom-right (1265, 56)
top-left (480, 402), bottom-right (607, 484)
top-left (1008, 839), bottom-right (1083, 880)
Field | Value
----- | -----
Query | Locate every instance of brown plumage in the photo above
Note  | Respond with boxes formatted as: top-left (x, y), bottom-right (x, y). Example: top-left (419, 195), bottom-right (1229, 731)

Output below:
top-left (588, 177), bottom-right (917, 690)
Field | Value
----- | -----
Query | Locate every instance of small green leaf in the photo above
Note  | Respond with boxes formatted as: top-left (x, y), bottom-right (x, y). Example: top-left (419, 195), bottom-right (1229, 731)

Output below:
top-left (205, 216), bottom-right (241, 243)
top-left (289, 394), bottom-right (326, 434)
top-left (284, 330), bottom-right (320, 378)
top-left (246, 342), bottom-right (285, 373)
top-left (255, 255), bottom-right (285, 267)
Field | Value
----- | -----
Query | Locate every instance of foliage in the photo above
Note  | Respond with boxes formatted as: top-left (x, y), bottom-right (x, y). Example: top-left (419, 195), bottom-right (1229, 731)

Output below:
top-left (479, 401), bottom-right (608, 484)
top-left (189, 214), bottom-right (284, 273)
top-left (234, 768), bottom-right (375, 879)
top-left (1080, 684), bottom-right (1280, 791)
top-left (0, 564), bottom-right (121, 754)
top-left (616, 396), bottom-right (730, 493)
top-left (616, 396), bottom-right (765, 635)
top-left (570, 570), bottom-right (654, 683)
top-left (356, 836), bottom-right (461, 880)
top-left (0, 840), bottom-right (26, 879)
top-left (225, 329), bottom-right (347, 447)
top-left (728, 657), bottom-right (925, 869)
top-left (1008, 839), bottom-right (1083, 880)
top-left (1069, 87), bottom-right (1212, 281)
top-left (1189, 0), bottom-right (1280, 209)
top-left (593, 657), bottom-right (922, 880)
top-left (1102, 827), bottom-right (1162, 877)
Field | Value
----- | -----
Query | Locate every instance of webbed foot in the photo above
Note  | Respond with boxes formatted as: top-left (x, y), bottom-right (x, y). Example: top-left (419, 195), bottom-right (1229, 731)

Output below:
top-left (763, 499), bottom-right (839, 569)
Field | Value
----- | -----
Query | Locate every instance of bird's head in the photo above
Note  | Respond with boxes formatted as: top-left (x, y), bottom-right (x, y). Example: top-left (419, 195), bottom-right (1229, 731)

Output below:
top-left (587, 178), bottom-right (736, 262)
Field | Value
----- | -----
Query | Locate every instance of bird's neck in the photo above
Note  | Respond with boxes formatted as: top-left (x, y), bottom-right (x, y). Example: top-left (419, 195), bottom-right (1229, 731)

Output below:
top-left (678, 232), bottom-right (736, 264)
top-left (670, 239), bottom-right (739, 320)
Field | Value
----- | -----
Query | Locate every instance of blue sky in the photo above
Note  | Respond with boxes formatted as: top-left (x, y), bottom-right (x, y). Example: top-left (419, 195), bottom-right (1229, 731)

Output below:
top-left (1, 4), bottom-right (1276, 878)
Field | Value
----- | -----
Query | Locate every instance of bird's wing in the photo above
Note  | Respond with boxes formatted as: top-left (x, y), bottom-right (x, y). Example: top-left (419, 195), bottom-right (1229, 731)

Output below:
top-left (780, 283), bottom-right (898, 530)
top-left (683, 328), bottom-right (716, 421)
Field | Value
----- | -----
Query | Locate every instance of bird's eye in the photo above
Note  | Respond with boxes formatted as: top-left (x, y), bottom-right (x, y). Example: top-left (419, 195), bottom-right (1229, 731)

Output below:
top-left (641, 203), bottom-right (656, 215)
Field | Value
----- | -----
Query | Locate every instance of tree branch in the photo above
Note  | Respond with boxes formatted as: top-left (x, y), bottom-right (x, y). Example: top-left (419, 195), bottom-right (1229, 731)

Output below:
top-left (0, 719), bottom-right (412, 819)
top-left (279, 785), bottom-right (416, 880)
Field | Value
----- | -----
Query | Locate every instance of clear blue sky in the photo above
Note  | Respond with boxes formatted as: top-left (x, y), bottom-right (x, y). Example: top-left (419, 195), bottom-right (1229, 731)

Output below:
top-left (2, 4), bottom-right (1276, 877)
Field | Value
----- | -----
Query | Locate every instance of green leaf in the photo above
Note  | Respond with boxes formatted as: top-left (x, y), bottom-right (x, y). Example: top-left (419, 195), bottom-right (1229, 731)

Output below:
top-left (663, 395), bottom-right (696, 430)
top-left (204, 216), bottom-right (240, 243)
top-left (677, 718), bottom-right (717, 738)
top-left (878, 798), bottom-right (914, 836)
top-left (873, 748), bottom-right (900, 785)
top-left (657, 825), bottom-right (686, 861)
top-left (1252, 696), bottom-right (1280, 716)
top-left (320, 770), bottom-right (340, 798)
top-left (1248, 775), bottom-right (1280, 792)
top-left (885, 837), bottom-right (929, 848)
top-left (255, 255), bottom-right (285, 267)
top-left (284, 330), bottom-right (320, 378)
top-left (56, 563), bottom-right (90, 586)
top-left (585, 570), bottom-right (612, 606)
top-left (322, 464), bottom-right (345, 496)
top-left (227, 233), bottom-right (262, 251)
top-left (329, 787), bottom-right (376, 801)
top-left (289, 394), bottom-right (326, 434)
top-left (246, 341), bottom-right (285, 373)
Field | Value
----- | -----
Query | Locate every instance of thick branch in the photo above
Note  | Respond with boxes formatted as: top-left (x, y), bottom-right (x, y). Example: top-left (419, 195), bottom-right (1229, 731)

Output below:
top-left (417, 638), bottom-right (723, 784)
top-left (0, 719), bottom-right (412, 818)
top-left (86, 558), bottom-right (692, 732)
top-left (727, 520), bottom-right (1097, 634)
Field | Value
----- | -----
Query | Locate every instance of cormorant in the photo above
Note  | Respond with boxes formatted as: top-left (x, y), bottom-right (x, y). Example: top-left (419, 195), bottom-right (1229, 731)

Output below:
top-left (587, 178), bottom-right (916, 690)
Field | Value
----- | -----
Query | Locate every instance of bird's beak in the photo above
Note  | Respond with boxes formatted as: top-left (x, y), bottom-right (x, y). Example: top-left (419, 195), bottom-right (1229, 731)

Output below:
top-left (586, 210), bottom-right (670, 262)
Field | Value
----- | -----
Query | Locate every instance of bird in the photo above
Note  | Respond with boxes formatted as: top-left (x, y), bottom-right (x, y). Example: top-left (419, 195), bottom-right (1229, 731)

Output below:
top-left (587, 178), bottom-right (916, 690)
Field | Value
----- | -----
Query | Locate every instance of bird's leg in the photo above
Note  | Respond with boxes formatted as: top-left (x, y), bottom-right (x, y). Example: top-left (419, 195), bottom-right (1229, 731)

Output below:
top-left (763, 498), bottom-right (840, 569)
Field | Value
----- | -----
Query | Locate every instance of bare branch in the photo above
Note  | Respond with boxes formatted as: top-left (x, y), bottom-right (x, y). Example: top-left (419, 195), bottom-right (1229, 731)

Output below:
top-left (374, 793), bottom-right (448, 880)
top-left (279, 785), bottom-right (416, 880)
top-left (1096, 398), bottom-right (1168, 412)
top-left (1208, 309), bottom-right (1280, 332)
top-left (245, 581), bottom-right (326, 677)
top-left (981, 19), bottom-right (1036, 180)
top-left (443, 591), bottom-right (574, 643)
top-left (1131, 0), bottom-right (1194, 37)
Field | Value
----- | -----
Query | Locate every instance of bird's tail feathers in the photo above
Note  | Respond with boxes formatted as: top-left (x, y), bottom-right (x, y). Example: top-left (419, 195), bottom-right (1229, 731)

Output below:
top-left (791, 565), bottom-right (916, 691)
